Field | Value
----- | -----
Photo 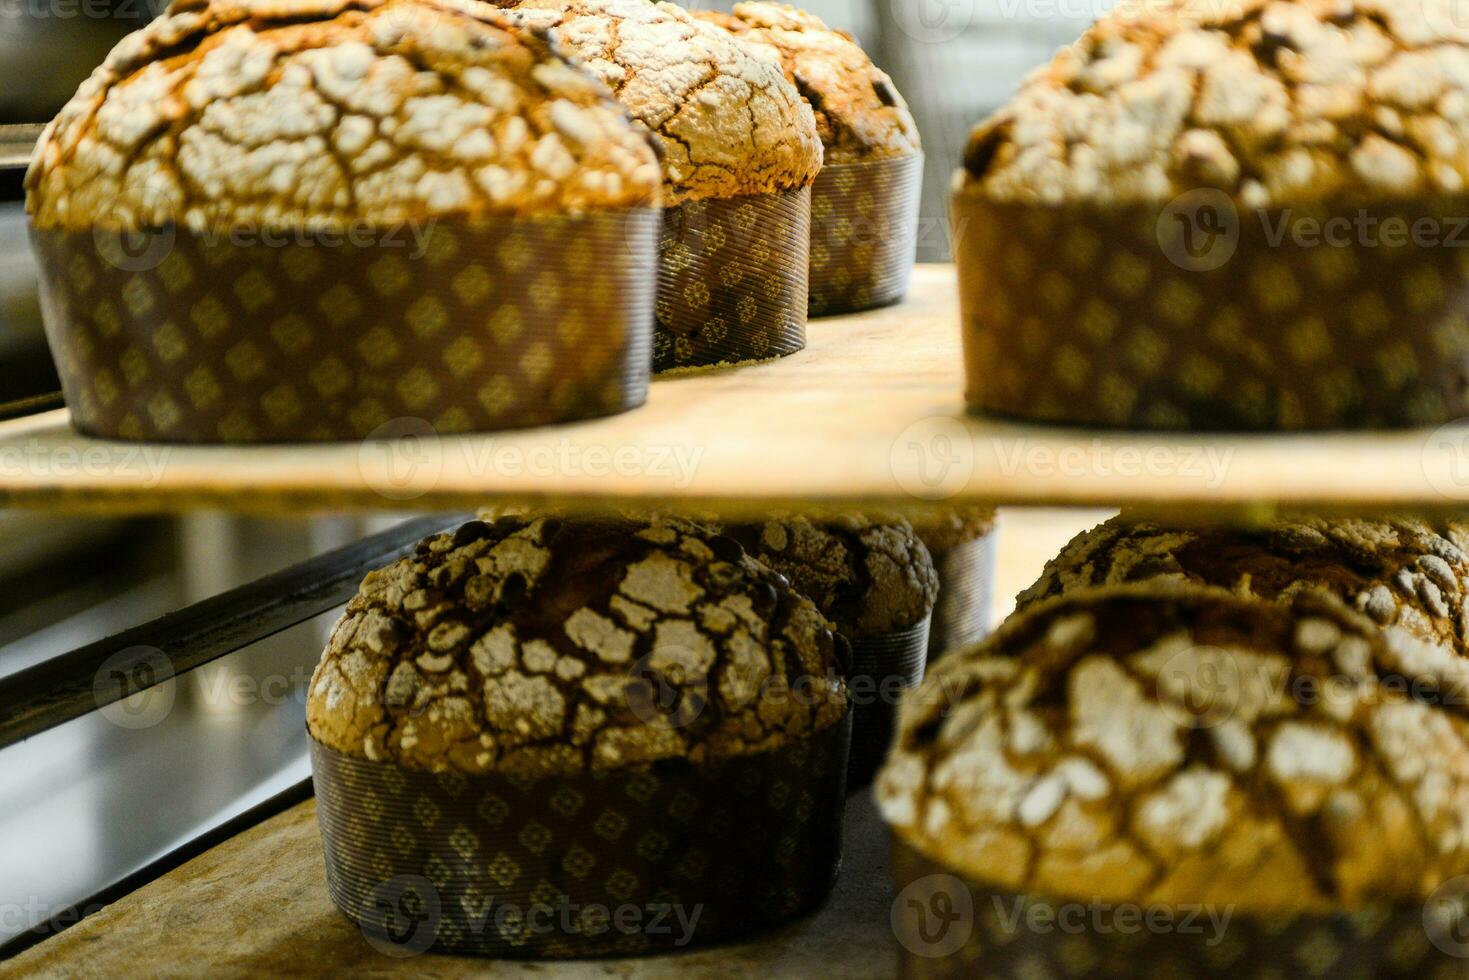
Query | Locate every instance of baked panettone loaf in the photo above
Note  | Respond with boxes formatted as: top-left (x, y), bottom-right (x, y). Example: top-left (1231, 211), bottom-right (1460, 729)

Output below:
top-left (722, 513), bottom-right (937, 638)
top-left (694, 2), bottom-right (919, 163)
top-left (308, 515), bottom-right (849, 774)
top-left (27, 0), bottom-right (663, 229)
top-left (879, 583), bottom-right (1469, 912)
top-left (1020, 516), bottom-right (1469, 656)
top-left (911, 506), bottom-right (997, 555)
top-left (494, 0), bottom-right (822, 204)
top-left (964, 0), bottom-right (1469, 207)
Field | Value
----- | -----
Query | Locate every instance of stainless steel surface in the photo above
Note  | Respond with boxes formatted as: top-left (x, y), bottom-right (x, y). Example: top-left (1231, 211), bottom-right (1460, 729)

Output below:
top-left (875, 0), bottom-right (1112, 259)
top-left (0, 201), bottom-right (59, 403)
top-left (0, 515), bottom-right (385, 947)
top-left (0, 125), bottom-right (42, 171)
top-left (0, 9), bottom-right (152, 125)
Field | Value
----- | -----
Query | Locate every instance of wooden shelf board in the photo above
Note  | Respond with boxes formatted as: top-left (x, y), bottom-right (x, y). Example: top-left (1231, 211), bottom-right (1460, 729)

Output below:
top-left (4, 264), bottom-right (1469, 517)
top-left (7, 793), bottom-right (899, 979)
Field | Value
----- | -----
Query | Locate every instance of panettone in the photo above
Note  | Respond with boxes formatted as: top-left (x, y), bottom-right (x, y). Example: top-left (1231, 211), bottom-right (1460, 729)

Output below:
top-left (722, 513), bottom-right (938, 638)
top-left (694, 2), bottom-right (919, 163)
top-left (878, 582), bottom-right (1469, 912)
top-left (911, 506), bottom-right (998, 555)
top-left (307, 515), bottom-right (849, 775)
top-left (26, 0), bottom-right (663, 229)
top-left (1020, 516), bottom-right (1469, 657)
top-left (494, 0), bottom-right (822, 204)
top-left (963, 0), bottom-right (1469, 207)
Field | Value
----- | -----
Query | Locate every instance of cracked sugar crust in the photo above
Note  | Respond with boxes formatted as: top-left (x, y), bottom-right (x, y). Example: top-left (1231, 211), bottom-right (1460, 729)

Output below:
top-left (26, 0), bottom-right (663, 231)
top-left (911, 506), bottom-right (997, 554)
top-left (694, 2), bottom-right (919, 164)
top-left (307, 515), bottom-right (848, 776)
top-left (722, 513), bottom-right (938, 638)
top-left (963, 0), bottom-right (1469, 206)
top-left (1019, 516), bottom-right (1469, 667)
top-left (495, 0), bottom-right (822, 204)
top-left (877, 582), bottom-right (1469, 912)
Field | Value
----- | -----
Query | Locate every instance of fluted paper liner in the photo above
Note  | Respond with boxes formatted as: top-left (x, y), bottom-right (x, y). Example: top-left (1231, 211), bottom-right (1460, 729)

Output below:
top-left (32, 207), bottom-right (659, 442)
top-left (846, 615), bottom-right (930, 789)
top-left (953, 186), bottom-right (1469, 430)
top-left (655, 187), bottom-right (810, 371)
top-left (925, 532), bottom-right (997, 661)
top-left (808, 154), bottom-right (923, 317)
top-left (891, 839), bottom-right (1466, 979)
top-left (309, 712), bottom-right (850, 959)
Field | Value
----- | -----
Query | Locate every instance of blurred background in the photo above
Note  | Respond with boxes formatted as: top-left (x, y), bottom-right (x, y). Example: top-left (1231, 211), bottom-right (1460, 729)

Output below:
top-left (0, 0), bottom-right (1110, 953)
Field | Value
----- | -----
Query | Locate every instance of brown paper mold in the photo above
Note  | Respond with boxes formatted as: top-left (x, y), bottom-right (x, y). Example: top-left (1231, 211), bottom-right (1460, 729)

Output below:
top-left (808, 155), bottom-right (922, 317)
top-left (953, 189), bottom-right (1469, 431)
top-left (495, 0), bottom-right (824, 371)
top-left (655, 186), bottom-right (812, 370)
top-left (913, 507), bottom-right (997, 661)
top-left (25, 0), bottom-right (665, 442)
top-left (879, 582), bottom-right (1469, 978)
top-left (953, 0), bottom-right (1469, 431)
top-left (306, 515), bottom-right (853, 957)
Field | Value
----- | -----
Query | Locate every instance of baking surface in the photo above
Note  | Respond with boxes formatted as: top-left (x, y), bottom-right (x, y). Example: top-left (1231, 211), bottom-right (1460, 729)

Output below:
top-left (5, 793), bottom-right (899, 980)
top-left (5, 264), bottom-right (1469, 517)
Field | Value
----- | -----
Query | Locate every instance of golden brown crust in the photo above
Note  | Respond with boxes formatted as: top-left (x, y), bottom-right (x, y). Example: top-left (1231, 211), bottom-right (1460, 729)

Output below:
top-left (911, 506), bottom-right (998, 554)
top-left (1020, 516), bottom-right (1469, 658)
top-left (26, 0), bottom-right (662, 231)
top-left (497, 0), bottom-right (823, 203)
top-left (695, 2), bottom-right (919, 163)
top-left (964, 0), bottom-right (1469, 206)
top-left (878, 583), bottom-right (1469, 912)
top-left (723, 513), bottom-right (937, 637)
top-left (307, 516), bottom-right (848, 775)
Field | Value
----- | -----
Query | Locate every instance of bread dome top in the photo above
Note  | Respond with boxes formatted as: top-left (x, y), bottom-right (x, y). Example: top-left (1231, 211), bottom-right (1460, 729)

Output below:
top-left (26, 0), bottom-right (662, 231)
top-left (498, 0), bottom-right (823, 203)
top-left (1021, 516), bottom-right (1469, 658)
top-left (911, 506), bottom-right (997, 554)
top-left (963, 0), bottom-right (1469, 207)
top-left (307, 516), bottom-right (848, 776)
top-left (879, 583), bottom-right (1469, 912)
top-left (695, 2), bottom-right (919, 163)
top-left (723, 513), bottom-right (937, 637)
